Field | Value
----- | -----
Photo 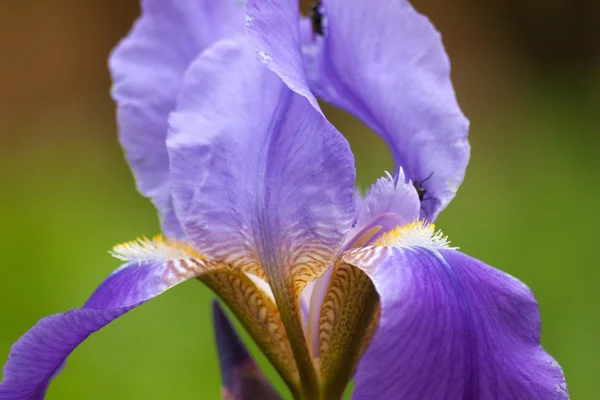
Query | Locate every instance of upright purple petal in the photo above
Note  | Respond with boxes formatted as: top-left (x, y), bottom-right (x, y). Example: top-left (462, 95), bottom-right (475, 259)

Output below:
top-left (342, 247), bottom-right (569, 399)
top-left (247, 0), bottom-right (469, 220)
top-left (305, 0), bottom-right (470, 220)
top-left (0, 258), bottom-right (212, 399)
top-left (212, 301), bottom-right (281, 400)
top-left (355, 168), bottom-right (420, 228)
top-left (168, 37), bottom-right (355, 395)
top-left (168, 37), bottom-right (355, 282)
top-left (109, 0), bottom-right (244, 237)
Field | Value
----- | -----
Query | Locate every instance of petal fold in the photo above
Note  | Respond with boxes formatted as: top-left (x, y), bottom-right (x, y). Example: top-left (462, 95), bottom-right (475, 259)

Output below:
top-left (109, 0), bottom-right (244, 236)
top-left (341, 246), bottom-right (569, 400)
top-left (212, 301), bottom-right (282, 400)
top-left (0, 257), bottom-right (215, 399)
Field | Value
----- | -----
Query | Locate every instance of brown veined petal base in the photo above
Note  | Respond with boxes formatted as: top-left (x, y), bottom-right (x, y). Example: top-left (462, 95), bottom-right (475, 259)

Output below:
top-left (317, 262), bottom-right (380, 399)
top-left (200, 267), bottom-right (302, 396)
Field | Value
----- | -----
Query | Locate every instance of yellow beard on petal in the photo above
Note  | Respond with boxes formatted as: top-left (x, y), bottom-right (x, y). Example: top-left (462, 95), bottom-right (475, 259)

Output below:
top-left (375, 219), bottom-right (456, 250)
top-left (110, 234), bottom-right (302, 392)
top-left (109, 234), bottom-right (204, 262)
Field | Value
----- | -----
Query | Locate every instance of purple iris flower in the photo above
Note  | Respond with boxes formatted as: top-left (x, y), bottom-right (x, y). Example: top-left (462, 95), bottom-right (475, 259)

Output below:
top-left (0, 0), bottom-right (569, 399)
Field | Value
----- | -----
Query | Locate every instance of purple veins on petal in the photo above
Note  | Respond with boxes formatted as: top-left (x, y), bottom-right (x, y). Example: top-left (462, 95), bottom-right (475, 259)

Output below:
top-left (341, 240), bottom-right (569, 399)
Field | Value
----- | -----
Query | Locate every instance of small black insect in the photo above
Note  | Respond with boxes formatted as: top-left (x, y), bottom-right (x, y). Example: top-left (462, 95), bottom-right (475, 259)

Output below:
top-left (413, 172), bottom-right (433, 202)
top-left (310, 1), bottom-right (324, 36)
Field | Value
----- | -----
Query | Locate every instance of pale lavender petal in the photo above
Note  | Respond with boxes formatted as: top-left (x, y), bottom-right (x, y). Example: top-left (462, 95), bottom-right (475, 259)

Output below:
top-left (109, 0), bottom-right (244, 237)
top-left (305, 0), bottom-right (470, 220)
top-left (355, 168), bottom-right (420, 228)
top-left (0, 259), bottom-right (207, 399)
top-left (212, 301), bottom-right (281, 400)
top-left (168, 37), bottom-right (355, 280)
top-left (342, 247), bottom-right (569, 399)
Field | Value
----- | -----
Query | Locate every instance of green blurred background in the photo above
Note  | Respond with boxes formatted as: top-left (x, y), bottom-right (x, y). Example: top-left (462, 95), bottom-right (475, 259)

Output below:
top-left (0, 0), bottom-right (598, 398)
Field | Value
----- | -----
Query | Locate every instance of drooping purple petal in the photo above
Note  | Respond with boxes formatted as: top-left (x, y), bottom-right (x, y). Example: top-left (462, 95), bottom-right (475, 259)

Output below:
top-left (212, 301), bottom-right (281, 400)
top-left (0, 258), bottom-right (210, 399)
top-left (341, 247), bottom-right (569, 399)
top-left (307, 0), bottom-right (469, 221)
top-left (109, 0), bottom-right (244, 237)
top-left (168, 37), bottom-right (355, 282)
top-left (355, 168), bottom-right (420, 229)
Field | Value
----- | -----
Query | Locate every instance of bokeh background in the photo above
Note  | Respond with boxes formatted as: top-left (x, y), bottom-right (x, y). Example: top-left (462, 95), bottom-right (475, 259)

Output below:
top-left (0, 0), bottom-right (598, 398)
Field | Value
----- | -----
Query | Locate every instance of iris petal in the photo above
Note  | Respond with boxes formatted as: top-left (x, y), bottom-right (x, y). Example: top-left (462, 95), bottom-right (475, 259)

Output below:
top-left (0, 237), bottom-right (301, 398)
top-left (304, 0), bottom-right (470, 220)
top-left (167, 37), bottom-right (355, 397)
top-left (168, 37), bottom-right (355, 281)
top-left (246, 0), bottom-right (469, 221)
top-left (109, 0), bottom-right (244, 237)
top-left (0, 257), bottom-right (217, 399)
top-left (341, 246), bottom-right (569, 399)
